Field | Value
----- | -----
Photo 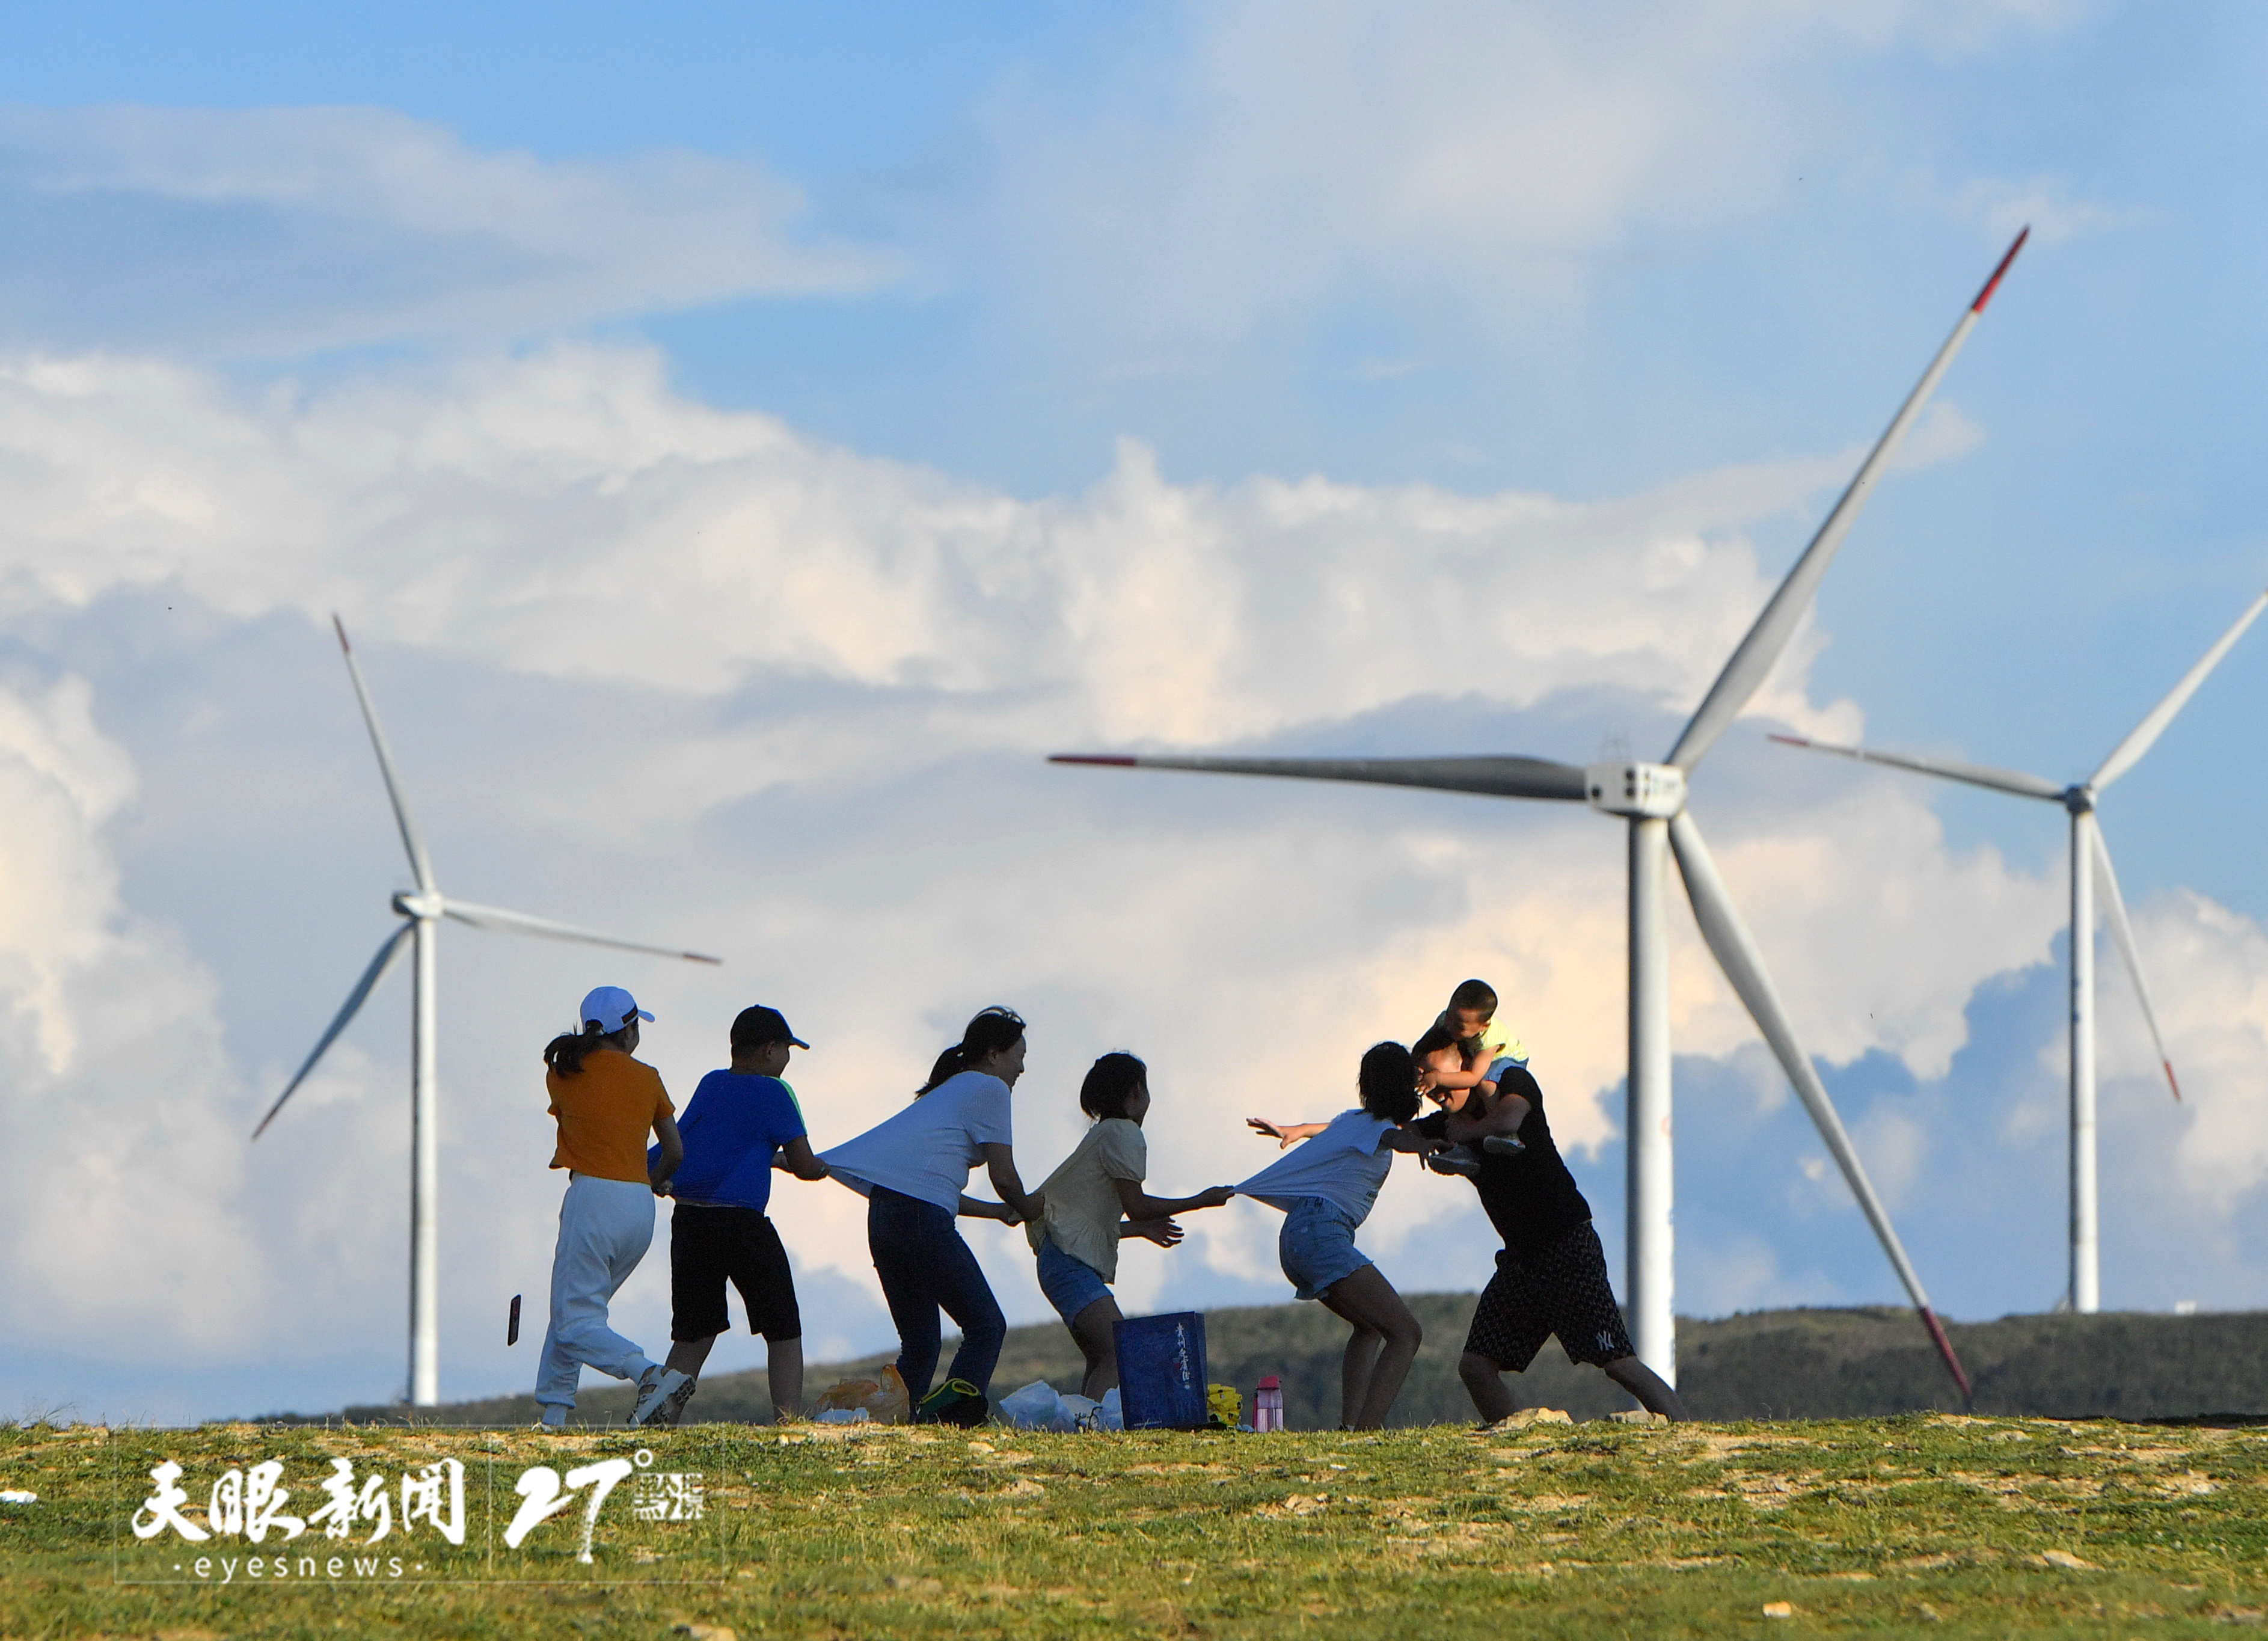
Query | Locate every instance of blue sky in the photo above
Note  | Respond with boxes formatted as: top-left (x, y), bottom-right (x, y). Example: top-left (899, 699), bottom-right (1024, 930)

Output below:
top-left (1, 1), bottom-right (2265, 1421)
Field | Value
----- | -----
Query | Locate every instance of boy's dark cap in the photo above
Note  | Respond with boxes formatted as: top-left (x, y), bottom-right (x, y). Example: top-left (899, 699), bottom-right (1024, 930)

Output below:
top-left (731, 1005), bottom-right (809, 1049)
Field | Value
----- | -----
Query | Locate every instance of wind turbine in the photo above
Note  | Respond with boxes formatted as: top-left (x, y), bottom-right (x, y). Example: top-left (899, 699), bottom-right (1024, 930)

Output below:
top-left (1051, 232), bottom-right (2030, 1397)
top-left (1773, 586), bottom-right (2268, 1314)
top-left (252, 616), bottom-right (722, 1406)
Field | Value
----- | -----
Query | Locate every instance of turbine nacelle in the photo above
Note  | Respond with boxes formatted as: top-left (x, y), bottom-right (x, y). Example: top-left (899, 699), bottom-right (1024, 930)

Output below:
top-left (1585, 761), bottom-right (1687, 820)
top-left (392, 890), bottom-right (445, 919)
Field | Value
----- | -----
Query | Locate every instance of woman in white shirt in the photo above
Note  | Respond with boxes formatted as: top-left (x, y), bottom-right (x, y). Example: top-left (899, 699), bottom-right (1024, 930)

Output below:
top-left (1243, 1041), bottom-right (1443, 1429)
top-left (820, 1006), bottom-right (1035, 1424)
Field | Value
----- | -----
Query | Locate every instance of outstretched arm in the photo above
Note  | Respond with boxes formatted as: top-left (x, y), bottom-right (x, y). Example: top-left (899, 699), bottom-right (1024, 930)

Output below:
top-left (1123, 1217), bottom-right (1187, 1248)
top-left (771, 1135), bottom-right (830, 1181)
top-left (1114, 1179), bottom-right (1236, 1220)
top-left (1381, 1125), bottom-right (1447, 1155)
top-left (1247, 1118), bottom-right (1327, 1150)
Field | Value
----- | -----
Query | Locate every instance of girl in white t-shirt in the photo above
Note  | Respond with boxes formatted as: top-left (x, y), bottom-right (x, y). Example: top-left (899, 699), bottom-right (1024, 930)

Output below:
top-left (1242, 1041), bottom-right (1444, 1429)
top-left (819, 1007), bottom-right (1037, 1424)
top-left (1026, 1052), bottom-right (1237, 1399)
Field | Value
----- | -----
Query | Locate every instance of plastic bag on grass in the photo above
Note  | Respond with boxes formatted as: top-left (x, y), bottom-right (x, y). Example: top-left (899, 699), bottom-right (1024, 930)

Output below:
top-left (999, 1380), bottom-right (1073, 1432)
top-left (1097, 1388), bottom-right (1124, 1432)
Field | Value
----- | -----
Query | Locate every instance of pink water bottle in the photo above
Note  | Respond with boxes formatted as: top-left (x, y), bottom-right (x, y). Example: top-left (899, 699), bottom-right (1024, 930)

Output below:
top-left (1255, 1375), bottom-right (1284, 1432)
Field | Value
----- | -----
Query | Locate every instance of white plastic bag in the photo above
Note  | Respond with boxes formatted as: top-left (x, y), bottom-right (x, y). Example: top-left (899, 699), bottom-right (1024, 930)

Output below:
top-left (814, 1407), bottom-right (869, 1425)
top-left (998, 1379), bottom-right (1072, 1432)
top-left (1059, 1393), bottom-right (1100, 1430)
top-left (1097, 1387), bottom-right (1124, 1432)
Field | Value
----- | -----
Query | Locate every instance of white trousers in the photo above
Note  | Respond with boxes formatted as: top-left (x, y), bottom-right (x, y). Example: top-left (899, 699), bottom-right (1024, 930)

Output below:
top-left (535, 1174), bottom-right (658, 1411)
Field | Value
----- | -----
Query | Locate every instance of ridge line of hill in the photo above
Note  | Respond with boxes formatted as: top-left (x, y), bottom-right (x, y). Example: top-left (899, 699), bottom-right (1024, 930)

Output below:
top-left (258, 1298), bottom-right (2268, 1429)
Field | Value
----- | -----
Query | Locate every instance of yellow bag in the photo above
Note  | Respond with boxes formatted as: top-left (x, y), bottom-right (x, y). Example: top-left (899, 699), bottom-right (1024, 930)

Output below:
top-left (1206, 1384), bottom-right (1242, 1430)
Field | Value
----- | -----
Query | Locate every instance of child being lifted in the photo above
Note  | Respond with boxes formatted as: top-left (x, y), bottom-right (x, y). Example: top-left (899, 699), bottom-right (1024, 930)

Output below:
top-left (1417, 978), bottom-right (1528, 1174)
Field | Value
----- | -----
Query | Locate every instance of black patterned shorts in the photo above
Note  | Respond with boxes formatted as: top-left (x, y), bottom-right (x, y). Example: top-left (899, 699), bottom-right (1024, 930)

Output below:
top-left (1464, 1221), bottom-right (1633, 1371)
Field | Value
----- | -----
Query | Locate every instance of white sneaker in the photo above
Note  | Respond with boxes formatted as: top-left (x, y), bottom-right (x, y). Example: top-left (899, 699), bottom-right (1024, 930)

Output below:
top-left (535, 1406), bottom-right (568, 1430)
top-left (633, 1366), bottom-right (696, 1427)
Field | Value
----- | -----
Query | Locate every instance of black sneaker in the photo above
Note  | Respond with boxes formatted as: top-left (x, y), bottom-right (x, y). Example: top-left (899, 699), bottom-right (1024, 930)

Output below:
top-left (914, 1378), bottom-right (990, 1428)
top-left (1427, 1144), bottom-right (1483, 1177)
top-left (1482, 1134), bottom-right (1526, 1157)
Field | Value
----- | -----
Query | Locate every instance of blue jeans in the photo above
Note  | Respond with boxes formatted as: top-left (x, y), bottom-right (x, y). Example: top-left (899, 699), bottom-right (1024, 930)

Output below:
top-left (868, 1186), bottom-right (1007, 1401)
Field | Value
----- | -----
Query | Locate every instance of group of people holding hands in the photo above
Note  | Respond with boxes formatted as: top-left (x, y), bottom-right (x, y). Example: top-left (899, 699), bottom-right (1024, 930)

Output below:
top-left (533, 978), bottom-right (1688, 1431)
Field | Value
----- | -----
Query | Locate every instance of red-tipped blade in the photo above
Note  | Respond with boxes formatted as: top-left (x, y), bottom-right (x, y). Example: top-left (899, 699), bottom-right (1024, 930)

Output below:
top-left (1972, 227), bottom-right (2029, 313)
top-left (1919, 1307), bottom-right (1973, 1405)
top-left (2165, 1061), bottom-right (2182, 1103)
top-left (1049, 754), bottom-right (1137, 767)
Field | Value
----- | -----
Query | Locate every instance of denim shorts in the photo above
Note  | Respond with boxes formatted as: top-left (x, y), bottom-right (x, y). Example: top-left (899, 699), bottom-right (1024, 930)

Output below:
top-left (1035, 1234), bottom-right (1114, 1324)
top-left (1278, 1197), bottom-right (1373, 1301)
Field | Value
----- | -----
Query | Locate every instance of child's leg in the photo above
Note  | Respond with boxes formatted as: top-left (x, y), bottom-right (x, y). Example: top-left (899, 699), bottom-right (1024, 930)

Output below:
top-left (1457, 1351), bottom-right (1519, 1424)
top-left (1068, 1295), bottom-right (1125, 1400)
top-left (550, 1179), bottom-right (661, 1384)
top-left (734, 1212), bottom-right (808, 1419)
top-left (664, 1203), bottom-right (728, 1381)
top-left (1336, 1324), bottom-right (1384, 1428)
top-left (665, 1334), bottom-right (720, 1378)
top-left (765, 1337), bottom-right (806, 1420)
top-left (1320, 1265), bottom-right (1423, 1429)
top-left (1602, 1355), bottom-right (1690, 1422)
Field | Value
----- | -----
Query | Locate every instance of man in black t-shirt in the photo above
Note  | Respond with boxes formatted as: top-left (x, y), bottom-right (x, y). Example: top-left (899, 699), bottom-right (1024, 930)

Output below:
top-left (1417, 1061), bottom-right (1688, 1423)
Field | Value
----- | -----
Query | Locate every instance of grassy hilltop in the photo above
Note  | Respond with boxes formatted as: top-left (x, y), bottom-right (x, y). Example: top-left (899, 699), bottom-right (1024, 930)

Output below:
top-left (11, 1414), bottom-right (2268, 1637)
top-left (319, 1299), bottom-right (2268, 1431)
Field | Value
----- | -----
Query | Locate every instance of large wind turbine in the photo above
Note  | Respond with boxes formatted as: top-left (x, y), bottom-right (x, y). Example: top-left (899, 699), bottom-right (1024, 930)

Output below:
top-left (1774, 586), bottom-right (2267, 1314)
top-left (1052, 232), bottom-right (2029, 1397)
top-left (252, 616), bottom-right (722, 1406)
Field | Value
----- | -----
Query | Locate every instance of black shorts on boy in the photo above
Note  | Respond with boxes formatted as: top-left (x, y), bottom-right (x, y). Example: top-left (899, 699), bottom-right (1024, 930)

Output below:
top-left (670, 1203), bottom-right (802, 1342)
top-left (1417, 1066), bottom-right (1634, 1369)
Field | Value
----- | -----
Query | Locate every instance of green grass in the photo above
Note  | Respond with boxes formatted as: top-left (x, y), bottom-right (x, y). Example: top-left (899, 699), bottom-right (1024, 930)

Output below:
top-left (7, 1414), bottom-right (2268, 1637)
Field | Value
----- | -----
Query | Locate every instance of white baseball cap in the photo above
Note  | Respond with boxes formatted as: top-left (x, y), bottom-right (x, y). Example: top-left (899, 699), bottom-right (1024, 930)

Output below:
top-left (579, 986), bottom-right (654, 1034)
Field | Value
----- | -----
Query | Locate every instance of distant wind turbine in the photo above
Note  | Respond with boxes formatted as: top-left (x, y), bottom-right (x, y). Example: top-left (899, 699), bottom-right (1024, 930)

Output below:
top-left (1052, 231), bottom-right (2031, 1399)
top-left (1774, 586), bottom-right (2267, 1314)
top-left (252, 616), bottom-right (722, 1406)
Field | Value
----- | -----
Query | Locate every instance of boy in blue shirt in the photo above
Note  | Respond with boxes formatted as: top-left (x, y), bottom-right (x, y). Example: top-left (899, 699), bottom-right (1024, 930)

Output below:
top-left (650, 1005), bottom-right (828, 1422)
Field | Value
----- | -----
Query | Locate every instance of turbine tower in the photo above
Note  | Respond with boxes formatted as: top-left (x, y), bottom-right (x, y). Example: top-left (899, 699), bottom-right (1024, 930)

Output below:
top-left (1052, 232), bottom-right (2030, 1397)
top-left (1773, 586), bottom-right (2267, 1313)
top-left (253, 616), bottom-right (722, 1406)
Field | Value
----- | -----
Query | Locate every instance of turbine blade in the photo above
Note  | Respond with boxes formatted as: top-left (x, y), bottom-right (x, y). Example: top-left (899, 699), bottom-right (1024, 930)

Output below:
top-left (1768, 734), bottom-right (2065, 802)
top-left (1046, 752), bottom-right (1589, 803)
top-left (1667, 809), bottom-right (1974, 1402)
top-left (441, 898), bottom-right (723, 964)
top-left (334, 615), bottom-right (436, 893)
top-left (1668, 229), bottom-right (2028, 773)
top-left (2089, 821), bottom-right (2181, 1101)
top-left (251, 922), bottom-right (415, 1139)
top-left (2090, 588), bottom-right (2268, 792)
